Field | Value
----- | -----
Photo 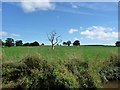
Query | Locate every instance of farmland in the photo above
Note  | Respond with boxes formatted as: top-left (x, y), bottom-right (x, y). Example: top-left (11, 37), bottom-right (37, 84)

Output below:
top-left (2, 46), bottom-right (120, 89)
top-left (2, 46), bottom-right (118, 63)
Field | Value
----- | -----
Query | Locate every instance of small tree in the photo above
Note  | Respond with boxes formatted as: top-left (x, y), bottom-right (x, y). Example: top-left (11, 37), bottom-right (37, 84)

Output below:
top-left (29, 41), bottom-right (39, 46)
top-left (5, 38), bottom-right (14, 47)
top-left (115, 41), bottom-right (120, 47)
top-left (67, 40), bottom-right (71, 46)
top-left (33, 41), bottom-right (39, 46)
top-left (41, 43), bottom-right (44, 46)
top-left (73, 40), bottom-right (80, 46)
top-left (47, 31), bottom-right (62, 50)
top-left (15, 40), bottom-right (23, 46)
top-left (63, 42), bottom-right (67, 46)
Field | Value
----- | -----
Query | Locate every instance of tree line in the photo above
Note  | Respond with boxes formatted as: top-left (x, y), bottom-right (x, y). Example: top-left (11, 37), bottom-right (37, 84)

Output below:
top-left (63, 40), bottom-right (80, 46)
top-left (1, 37), bottom-right (119, 47)
top-left (0, 38), bottom-right (44, 47)
top-left (0, 38), bottom-right (80, 47)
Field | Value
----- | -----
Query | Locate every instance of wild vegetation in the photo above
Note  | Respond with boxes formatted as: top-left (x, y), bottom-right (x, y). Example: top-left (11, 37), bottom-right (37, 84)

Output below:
top-left (2, 46), bottom-right (119, 89)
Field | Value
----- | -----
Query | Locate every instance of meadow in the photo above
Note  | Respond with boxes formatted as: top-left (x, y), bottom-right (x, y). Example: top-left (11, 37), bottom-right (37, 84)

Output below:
top-left (2, 46), bottom-right (120, 89)
top-left (2, 46), bottom-right (118, 63)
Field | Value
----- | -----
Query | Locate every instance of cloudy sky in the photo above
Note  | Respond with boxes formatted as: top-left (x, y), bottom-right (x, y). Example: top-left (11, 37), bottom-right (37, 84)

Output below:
top-left (1, 1), bottom-right (118, 45)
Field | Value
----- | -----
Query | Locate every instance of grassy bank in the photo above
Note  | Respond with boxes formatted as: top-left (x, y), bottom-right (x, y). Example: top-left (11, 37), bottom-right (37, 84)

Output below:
top-left (2, 46), bottom-right (119, 89)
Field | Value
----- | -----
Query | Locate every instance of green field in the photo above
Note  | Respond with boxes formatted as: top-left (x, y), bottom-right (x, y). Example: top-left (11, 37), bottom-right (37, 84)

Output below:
top-left (2, 46), bottom-right (119, 89)
top-left (2, 46), bottom-right (118, 63)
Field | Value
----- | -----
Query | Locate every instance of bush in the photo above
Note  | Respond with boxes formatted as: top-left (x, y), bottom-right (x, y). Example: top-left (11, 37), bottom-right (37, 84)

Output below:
top-left (64, 59), bottom-right (96, 88)
top-left (99, 53), bottom-right (120, 83)
top-left (2, 55), bottom-right (97, 89)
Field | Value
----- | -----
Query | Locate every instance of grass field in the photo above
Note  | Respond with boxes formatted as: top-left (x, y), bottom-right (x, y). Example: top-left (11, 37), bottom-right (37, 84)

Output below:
top-left (2, 46), bottom-right (119, 89)
top-left (2, 46), bottom-right (118, 63)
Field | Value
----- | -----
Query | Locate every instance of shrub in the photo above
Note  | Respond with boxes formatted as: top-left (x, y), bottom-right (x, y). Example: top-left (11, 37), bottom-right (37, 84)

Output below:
top-left (99, 53), bottom-right (120, 83)
top-left (64, 59), bottom-right (96, 89)
top-left (2, 55), bottom-right (97, 89)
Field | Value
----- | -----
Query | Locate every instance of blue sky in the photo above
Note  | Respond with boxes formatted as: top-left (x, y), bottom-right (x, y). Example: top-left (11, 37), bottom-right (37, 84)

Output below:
top-left (1, 1), bottom-right (118, 45)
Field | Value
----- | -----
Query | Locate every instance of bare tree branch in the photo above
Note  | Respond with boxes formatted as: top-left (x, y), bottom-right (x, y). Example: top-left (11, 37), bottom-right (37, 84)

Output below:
top-left (47, 31), bottom-right (62, 50)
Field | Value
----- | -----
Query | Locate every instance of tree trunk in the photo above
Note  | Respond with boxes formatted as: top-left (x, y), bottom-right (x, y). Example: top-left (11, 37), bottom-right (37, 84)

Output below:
top-left (52, 44), bottom-right (54, 50)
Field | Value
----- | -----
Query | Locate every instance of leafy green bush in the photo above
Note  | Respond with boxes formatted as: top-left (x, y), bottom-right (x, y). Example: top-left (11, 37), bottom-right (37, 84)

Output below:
top-left (64, 59), bottom-right (96, 88)
top-left (99, 53), bottom-right (120, 83)
top-left (2, 55), bottom-right (97, 89)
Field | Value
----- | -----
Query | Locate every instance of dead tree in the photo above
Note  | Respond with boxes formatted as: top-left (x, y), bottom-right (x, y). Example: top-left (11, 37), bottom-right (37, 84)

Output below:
top-left (47, 31), bottom-right (62, 50)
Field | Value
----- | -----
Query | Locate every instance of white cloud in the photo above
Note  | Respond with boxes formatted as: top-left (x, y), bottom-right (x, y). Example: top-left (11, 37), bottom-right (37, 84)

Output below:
top-left (80, 26), bottom-right (118, 40)
top-left (70, 2), bottom-right (117, 12)
top-left (71, 5), bottom-right (78, 8)
top-left (56, 8), bottom-right (94, 16)
top-left (0, 31), bottom-right (20, 37)
top-left (74, 37), bottom-right (79, 40)
top-left (10, 34), bottom-right (20, 37)
top-left (69, 28), bottom-right (78, 34)
top-left (0, 31), bottom-right (8, 36)
top-left (20, 0), bottom-right (55, 12)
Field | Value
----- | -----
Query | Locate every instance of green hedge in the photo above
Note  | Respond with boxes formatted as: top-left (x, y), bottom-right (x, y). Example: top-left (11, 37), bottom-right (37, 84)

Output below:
top-left (2, 55), bottom-right (96, 89)
top-left (99, 53), bottom-right (120, 82)
top-left (2, 53), bottom-right (119, 89)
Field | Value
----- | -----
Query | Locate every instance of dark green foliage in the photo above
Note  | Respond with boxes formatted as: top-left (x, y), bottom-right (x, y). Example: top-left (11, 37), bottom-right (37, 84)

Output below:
top-left (29, 41), bottom-right (39, 46)
top-left (67, 41), bottom-right (71, 46)
top-left (115, 41), bottom-right (120, 47)
top-left (41, 43), bottom-right (44, 46)
top-left (23, 43), bottom-right (30, 46)
top-left (73, 40), bottom-right (80, 46)
top-left (23, 41), bottom-right (39, 46)
top-left (65, 59), bottom-right (96, 89)
top-left (63, 41), bottom-right (71, 46)
top-left (63, 42), bottom-right (67, 46)
top-left (2, 55), bottom-right (97, 89)
top-left (99, 53), bottom-right (120, 83)
top-left (15, 40), bottom-right (23, 46)
top-left (5, 38), bottom-right (14, 47)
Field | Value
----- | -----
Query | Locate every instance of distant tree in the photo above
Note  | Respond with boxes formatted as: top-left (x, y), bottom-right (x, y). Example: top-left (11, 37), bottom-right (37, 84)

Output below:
top-left (41, 43), bottom-right (44, 46)
top-left (23, 43), bottom-right (30, 46)
top-left (33, 41), bottom-right (39, 46)
top-left (73, 40), bottom-right (80, 46)
top-left (5, 38), bottom-right (14, 47)
top-left (29, 43), bottom-right (33, 46)
top-left (15, 40), bottom-right (23, 46)
top-left (63, 42), bottom-right (67, 46)
top-left (2, 41), bottom-right (5, 46)
top-left (115, 41), bottom-right (120, 47)
top-left (47, 31), bottom-right (62, 50)
top-left (67, 40), bottom-right (71, 46)
top-left (29, 41), bottom-right (39, 46)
